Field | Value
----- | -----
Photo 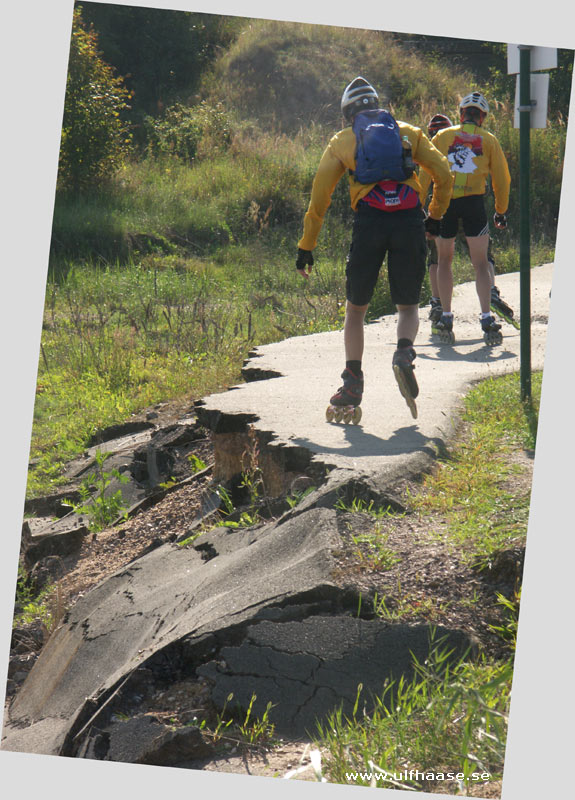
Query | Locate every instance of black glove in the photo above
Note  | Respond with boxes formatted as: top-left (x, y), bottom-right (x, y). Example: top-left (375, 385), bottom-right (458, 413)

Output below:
top-left (424, 216), bottom-right (441, 238)
top-left (296, 248), bottom-right (314, 271)
top-left (494, 213), bottom-right (507, 230)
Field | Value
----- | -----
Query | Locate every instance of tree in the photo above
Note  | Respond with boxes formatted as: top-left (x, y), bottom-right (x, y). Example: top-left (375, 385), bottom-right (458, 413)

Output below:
top-left (79, 3), bottom-right (244, 134)
top-left (58, 5), bottom-right (132, 192)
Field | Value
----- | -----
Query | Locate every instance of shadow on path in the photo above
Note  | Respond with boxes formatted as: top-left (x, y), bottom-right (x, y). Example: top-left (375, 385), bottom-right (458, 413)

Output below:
top-left (291, 424), bottom-right (447, 460)
top-left (417, 342), bottom-right (517, 364)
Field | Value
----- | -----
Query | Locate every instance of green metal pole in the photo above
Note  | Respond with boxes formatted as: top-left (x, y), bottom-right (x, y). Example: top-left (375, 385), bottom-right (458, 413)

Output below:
top-left (519, 46), bottom-right (531, 401)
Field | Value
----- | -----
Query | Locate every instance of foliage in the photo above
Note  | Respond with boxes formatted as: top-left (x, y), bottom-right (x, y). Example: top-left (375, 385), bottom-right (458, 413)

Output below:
top-left (188, 453), bottom-right (208, 473)
top-left (59, 6), bottom-right (132, 192)
top-left (62, 450), bottom-right (130, 531)
top-left (203, 691), bottom-right (276, 748)
top-left (481, 42), bottom-right (573, 121)
top-left (79, 4), bottom-right (244, 132)
top-left (238, 426), bottom-right (266, 507)
top-left (14, 564), bottom-right (64, 634)
top-left (144, 101), bottom-right (233, 162)
top-left (236, 693), bottom-right (276, 746)
top-left (315, 637), bottom-right (511, 791)
top-left (393, 35), bottom-right (572, 122)
top-left (488, 589), bottom-right (521, 650)
top-left (349, 528), bottom-right (400, 572)
top-left (487, 113), bottom-right (567, 240)
top-left (286, 485), bottom-right (316, 508)
top-left (334, 496), bottom-right (401, 519)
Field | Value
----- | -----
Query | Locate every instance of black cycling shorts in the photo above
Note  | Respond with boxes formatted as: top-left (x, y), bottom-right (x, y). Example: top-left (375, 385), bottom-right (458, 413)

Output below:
top-left (345, 206), bottom-right (427, 306)
top-left (440, 194), bottom-right (489, 239)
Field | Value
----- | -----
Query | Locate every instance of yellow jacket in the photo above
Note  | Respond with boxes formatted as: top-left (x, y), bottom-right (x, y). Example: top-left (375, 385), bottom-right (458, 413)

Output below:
top-left (298, 121), bottom-right (452, 251)
top-left (419, 123), bottom-right (511, 215)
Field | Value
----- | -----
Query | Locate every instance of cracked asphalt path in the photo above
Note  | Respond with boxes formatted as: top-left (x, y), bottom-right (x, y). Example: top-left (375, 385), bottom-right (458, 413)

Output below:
top-left (197, 264), bottom-right (552, 484)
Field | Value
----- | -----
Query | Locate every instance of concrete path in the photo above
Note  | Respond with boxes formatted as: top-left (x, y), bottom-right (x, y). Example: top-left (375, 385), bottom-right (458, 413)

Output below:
top-left (198, 265), bottom-right (552, 484)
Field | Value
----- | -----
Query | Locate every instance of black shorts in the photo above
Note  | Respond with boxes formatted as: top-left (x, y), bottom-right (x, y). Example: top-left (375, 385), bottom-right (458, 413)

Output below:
top-left (346, 206), bottom-right (427, 306)
top-left (440, 195), bottom-right (489, 239)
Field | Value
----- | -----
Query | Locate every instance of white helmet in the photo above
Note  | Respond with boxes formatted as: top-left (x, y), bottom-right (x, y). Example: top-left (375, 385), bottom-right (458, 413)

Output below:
top-left (341, 77), bottom-right (379, 121)
top-left (459, 92), bottom-right (489, 115)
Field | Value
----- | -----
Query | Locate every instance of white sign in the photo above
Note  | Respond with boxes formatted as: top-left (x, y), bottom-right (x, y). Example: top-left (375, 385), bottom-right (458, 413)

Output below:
top-left (507, 44), bottom-right (557, 74)
top-left (514, 73), bottom-right (550, 129)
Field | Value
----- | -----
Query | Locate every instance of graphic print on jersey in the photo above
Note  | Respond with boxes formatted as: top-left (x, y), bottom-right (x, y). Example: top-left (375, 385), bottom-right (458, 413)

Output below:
top-left (361, 179), bottom-right (420, 211)
top-left (448, 132), bottom-right (483, 174)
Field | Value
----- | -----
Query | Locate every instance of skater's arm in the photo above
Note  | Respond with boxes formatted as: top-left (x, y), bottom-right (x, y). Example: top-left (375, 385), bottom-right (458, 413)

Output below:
top-left (489, 137), bottom-right (511, 215)
top-left (298, 140), bottom-right (346, 251)
top-left (418, 169), bottom-right (433, 208)
top-left (414, 132), bottom-right (452, 219)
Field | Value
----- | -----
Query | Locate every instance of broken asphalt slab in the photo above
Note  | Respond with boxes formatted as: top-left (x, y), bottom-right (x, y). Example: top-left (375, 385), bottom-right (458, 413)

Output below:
top-left (198, 616), bottom-right (471, 740)
top-left (2, 508), bottom-right (349, 755)
top-left (3, 505), bottom-right (472, 755)
top-left (21, 419), bottom-right (211, 568)
top-left (79, 714), bottom-right (214, 764)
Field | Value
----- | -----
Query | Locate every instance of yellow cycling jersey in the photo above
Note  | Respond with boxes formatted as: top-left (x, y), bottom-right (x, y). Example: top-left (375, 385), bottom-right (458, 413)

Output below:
top-left (298, 121), bottom-right (452, 252)
top-left (419, 123), bottom-right (511, 215)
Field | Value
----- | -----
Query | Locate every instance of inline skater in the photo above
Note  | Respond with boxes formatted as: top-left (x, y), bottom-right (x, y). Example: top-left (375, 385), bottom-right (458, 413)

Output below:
top-left (424, 113), bottom-right (517, 331)
top-left (424, 114), bottom-right (454, 326)
top-left (296, 77), bottom-right (452, 419)
top-left (419, 92), bottom-right (512, 345)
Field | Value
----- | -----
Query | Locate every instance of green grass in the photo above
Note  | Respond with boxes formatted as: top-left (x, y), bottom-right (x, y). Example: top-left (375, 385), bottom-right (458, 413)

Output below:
top-left (14, 565), bottom-right (63, 633)
top-left (30, 247), bottom-right (348, 498)
top-left (410, 371), bottom-right (541, 564)
top-left (315, 636), bottom-right (511, 792)
top-left (348, 527), bottom-right (401, 573)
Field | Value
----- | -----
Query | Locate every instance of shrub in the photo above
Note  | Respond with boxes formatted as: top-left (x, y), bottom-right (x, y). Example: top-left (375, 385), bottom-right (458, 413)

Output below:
top-left (144, 100), bottom-right (233, 162)
top-left (58, 6), bottom-right (132, 192)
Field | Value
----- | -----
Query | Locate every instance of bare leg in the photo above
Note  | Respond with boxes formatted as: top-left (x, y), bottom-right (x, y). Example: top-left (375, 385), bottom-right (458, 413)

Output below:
top-left (466, 234), bottom-right (491, 313)
top-left (343, 300), bottom-right (368, 361)
top-left (488, 259), bottom-right (496, 286)
top-left (396, 304), bottom-right (420, 343)
top-left (436, 237), bottom-right (456, 312)
top-left (429, 263), bottom-right (439, 298)
top-left (393, 304), bottom-right (420, 419)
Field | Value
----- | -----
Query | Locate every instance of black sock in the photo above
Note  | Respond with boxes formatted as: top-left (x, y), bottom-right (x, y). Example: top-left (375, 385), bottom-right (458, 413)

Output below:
top-left (397, 338), bottom-right (413, 350)
top-left (346, 360), bottom-right (362, 375)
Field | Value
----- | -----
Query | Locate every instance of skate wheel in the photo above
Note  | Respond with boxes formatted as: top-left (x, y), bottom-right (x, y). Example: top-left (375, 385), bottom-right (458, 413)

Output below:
top-left (326, 406), bottom-right (335, 423)
top-left (407, 397), bottom-right (418, 420)
top-left (393, 365), bottom-right (418, 420)
top-left (351, 406), bottom-right (362, 425)
top-left (334, 408), bottom-right (344, 423)
top-left (343, 409), bottom-right (352, 424)
top-left (484, 333), bottom-right (503, 346)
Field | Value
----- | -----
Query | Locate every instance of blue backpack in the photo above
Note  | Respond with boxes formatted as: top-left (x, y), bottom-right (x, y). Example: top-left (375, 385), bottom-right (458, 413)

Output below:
top-left (352, 109), bottom-right (414, 184)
